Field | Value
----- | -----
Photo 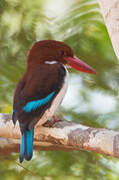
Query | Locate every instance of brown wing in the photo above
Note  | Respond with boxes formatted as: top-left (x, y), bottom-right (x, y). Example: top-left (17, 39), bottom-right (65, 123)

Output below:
top-left (12, 63), bottom-right (66, 131)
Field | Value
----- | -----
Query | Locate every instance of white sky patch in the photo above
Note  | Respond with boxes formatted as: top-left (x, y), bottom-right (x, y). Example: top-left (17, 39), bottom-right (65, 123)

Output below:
top-left (107, 116), bottom-right (119, 129)
top-left (74, 101), bottom-right (89, 113)
top-left (61, 74), bottom-right (83, 109)
top-left (101, 157), bottom-right (119, 175)
top-left (45, 0), bottom-right (73, 17)
top-left (61, 74), bottom-right (117, 114)
top-left (89, 91), bottom-right (117, 114)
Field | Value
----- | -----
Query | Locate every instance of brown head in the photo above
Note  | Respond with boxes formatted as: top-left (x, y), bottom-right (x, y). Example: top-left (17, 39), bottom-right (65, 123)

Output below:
top-left (27, 40), bottom-right (96, 74)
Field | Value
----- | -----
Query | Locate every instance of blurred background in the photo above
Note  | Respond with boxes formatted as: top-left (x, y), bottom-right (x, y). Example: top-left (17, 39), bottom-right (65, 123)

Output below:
top-left (0, 0), bottom-right (119, 179)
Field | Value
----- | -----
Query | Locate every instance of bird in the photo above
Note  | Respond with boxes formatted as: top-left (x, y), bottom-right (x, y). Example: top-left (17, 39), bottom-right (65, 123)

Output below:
top-left (12, 40), bottom-right (96, 163)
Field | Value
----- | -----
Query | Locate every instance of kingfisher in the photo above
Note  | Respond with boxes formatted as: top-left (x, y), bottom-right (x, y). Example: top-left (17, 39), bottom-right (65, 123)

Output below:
top-left (12, 40), bottom-right (96, 163)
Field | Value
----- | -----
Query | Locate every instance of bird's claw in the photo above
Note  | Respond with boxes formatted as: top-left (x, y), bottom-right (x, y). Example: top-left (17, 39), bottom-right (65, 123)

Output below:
top-left (43, 115), bottom-right (61, 127)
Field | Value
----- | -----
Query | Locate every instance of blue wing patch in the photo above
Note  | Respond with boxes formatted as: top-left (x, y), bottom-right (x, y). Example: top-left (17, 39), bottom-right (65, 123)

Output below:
top-left (24, 91), bottom-right (55, 112)
top-left (12, 109), bottom-right (15, 119)
top-left (12, 108), bottom-right (16, 125)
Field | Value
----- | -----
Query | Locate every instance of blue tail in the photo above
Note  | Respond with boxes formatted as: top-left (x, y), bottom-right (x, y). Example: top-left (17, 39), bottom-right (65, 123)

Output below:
top-left (19, 128), bottom-right (34, 163)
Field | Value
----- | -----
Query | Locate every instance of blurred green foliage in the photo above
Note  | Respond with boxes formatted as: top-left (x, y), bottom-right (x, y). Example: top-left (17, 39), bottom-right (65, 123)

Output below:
top-left (0, 0), bottom-right (119, 179)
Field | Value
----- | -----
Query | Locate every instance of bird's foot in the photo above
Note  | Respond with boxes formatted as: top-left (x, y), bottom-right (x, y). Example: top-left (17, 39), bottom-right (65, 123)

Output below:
top-left (43, 115), bottom-right (61, 127)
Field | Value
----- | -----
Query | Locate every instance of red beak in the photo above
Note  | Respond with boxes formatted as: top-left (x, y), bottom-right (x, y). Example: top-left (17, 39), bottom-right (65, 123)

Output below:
top-left (64, 56), bottom-right (96, 74)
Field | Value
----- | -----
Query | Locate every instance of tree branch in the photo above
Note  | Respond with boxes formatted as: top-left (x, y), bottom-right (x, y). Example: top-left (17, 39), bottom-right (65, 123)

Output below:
top-left (97, 0), bottom-right (119, 60)
top-left (0, 113), bottom-right (119, 158)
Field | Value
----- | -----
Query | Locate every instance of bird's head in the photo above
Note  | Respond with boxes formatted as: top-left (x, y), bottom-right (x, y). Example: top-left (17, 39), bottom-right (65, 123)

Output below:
top-left (27, 40), bottom-right (96, 74)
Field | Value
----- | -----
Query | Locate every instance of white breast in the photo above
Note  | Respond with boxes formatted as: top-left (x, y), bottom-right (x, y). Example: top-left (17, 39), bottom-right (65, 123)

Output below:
top-left (36, 65), bottom-right (69, 127)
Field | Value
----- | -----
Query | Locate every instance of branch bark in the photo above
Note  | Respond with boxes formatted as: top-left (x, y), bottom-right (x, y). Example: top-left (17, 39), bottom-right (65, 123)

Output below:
top-left (0, 113), bottom-right (119, 158)
top-left (97, 0), bottom-right (119, 60)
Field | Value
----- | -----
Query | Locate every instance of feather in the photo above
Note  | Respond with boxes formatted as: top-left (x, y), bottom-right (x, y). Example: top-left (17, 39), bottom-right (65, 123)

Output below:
top-left (23, 91), bottom-right (55, 112)
top-left (12, 108), bottom-right (15, 125)
top-left (19, 128), bottom-right (34, 163)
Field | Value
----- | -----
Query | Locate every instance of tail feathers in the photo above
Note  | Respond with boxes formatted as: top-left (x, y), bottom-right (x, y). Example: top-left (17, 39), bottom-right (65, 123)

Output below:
top-left (19, 131), bottom-right (25, 163)
top-left (19, 128), bottom-right (34, 163)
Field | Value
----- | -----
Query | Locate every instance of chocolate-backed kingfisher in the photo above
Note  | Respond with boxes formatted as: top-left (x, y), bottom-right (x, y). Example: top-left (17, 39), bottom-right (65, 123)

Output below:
top-left (12, 40), bottom-right (96, 163)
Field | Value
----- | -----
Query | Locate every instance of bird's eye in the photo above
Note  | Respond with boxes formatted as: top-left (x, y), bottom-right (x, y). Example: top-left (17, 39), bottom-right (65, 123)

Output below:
top-left (61, 50), bottom-right (65, 55)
